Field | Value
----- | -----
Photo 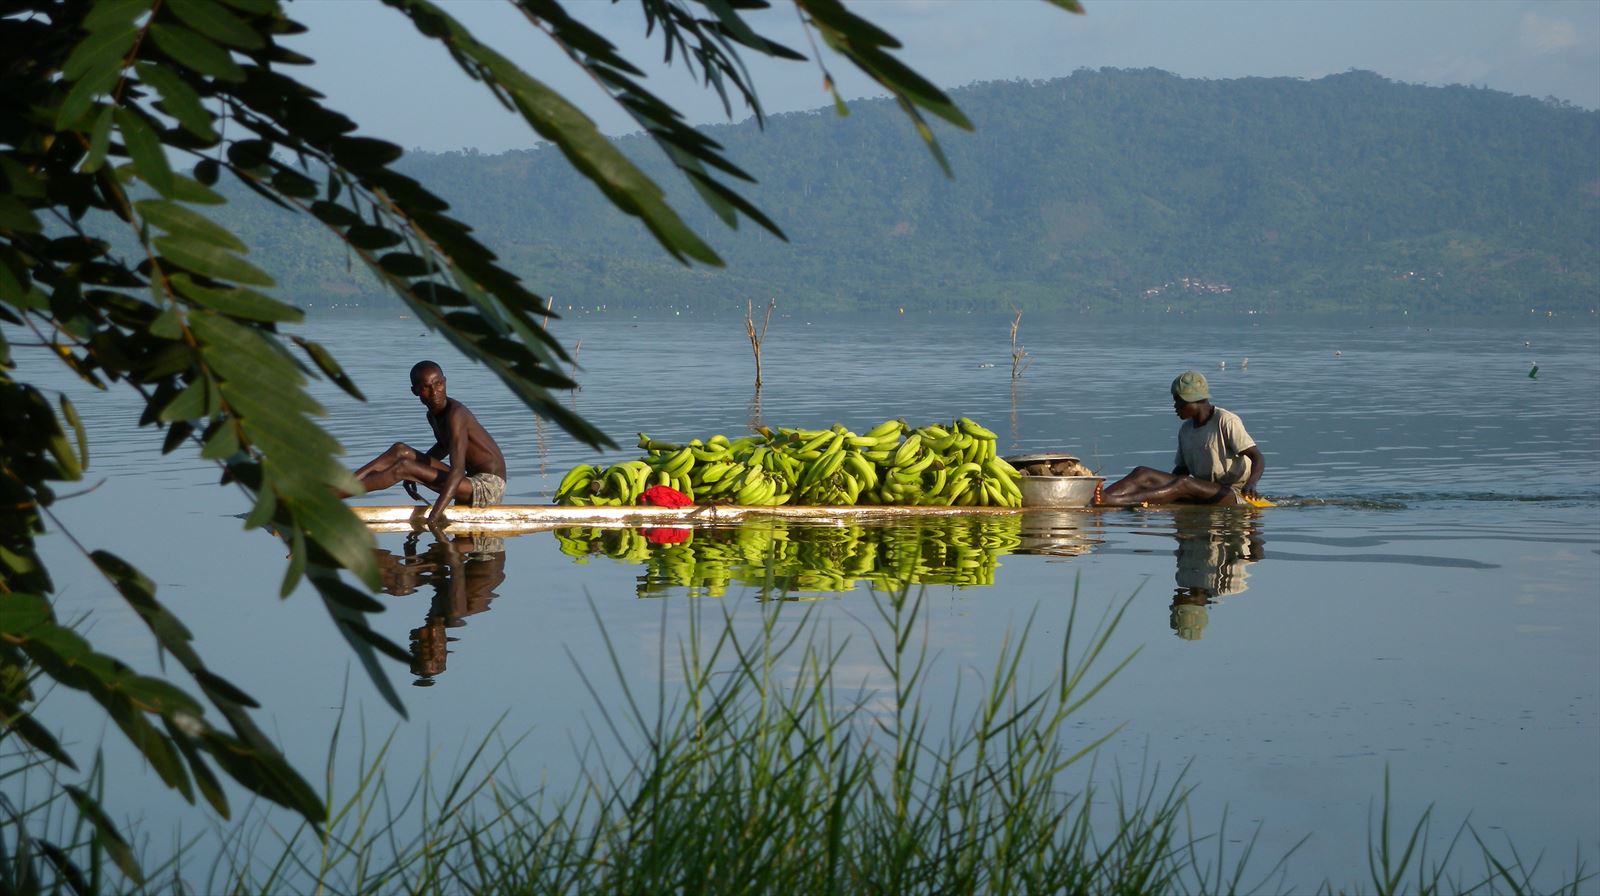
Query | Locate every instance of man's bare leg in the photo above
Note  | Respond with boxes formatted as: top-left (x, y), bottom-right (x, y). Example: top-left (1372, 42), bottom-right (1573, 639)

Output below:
top-left (355, 442), bottom-right (424, 481)
top-left (358, 455), bottom-right (472, 503)
top-left (1097, 466), bottom-right (1236, 506)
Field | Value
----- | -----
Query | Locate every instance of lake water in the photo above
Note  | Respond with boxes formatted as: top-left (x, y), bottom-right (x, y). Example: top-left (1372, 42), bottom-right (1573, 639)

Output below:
top-left (19, 311), bottom-right (1600, 889)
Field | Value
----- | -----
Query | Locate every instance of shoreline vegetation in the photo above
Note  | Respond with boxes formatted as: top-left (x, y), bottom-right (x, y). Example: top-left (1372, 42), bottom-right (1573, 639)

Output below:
top-left (5, 588), bottom-right (1589, 894)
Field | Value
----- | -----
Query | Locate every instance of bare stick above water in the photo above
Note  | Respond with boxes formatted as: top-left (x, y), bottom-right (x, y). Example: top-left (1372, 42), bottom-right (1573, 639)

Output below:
top-left (534, 295), bottom-right (555, 472)
top-left (746, 297), bottom-right (776, 391)
top-left (1010, 308), bottom-right (1031, 381)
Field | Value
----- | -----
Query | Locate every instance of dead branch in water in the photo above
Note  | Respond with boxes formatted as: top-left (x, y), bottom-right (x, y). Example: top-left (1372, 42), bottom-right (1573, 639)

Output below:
top-left (534, 295), bottom-right (555, 472)
top-left (1009, 308), bottom-right (1031, 381)
top-left (746, 297), bottom-right (776, 391)
top-left (568, 339), bottom-right (582, 410)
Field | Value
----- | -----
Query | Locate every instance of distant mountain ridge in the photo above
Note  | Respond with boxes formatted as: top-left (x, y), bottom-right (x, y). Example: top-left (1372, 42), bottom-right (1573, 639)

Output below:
top-left (234, 68), bottom-right (1600, 314)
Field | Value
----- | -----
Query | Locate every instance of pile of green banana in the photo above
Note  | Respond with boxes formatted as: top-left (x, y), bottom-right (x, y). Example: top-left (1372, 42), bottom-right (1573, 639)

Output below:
top-left (553, 417), bottom-right (1024, 508)
top-left (552, 517), bottom-right (1026, 597)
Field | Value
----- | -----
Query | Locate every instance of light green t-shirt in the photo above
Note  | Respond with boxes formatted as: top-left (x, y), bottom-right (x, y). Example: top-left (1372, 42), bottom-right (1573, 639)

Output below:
top-left (1174, 407), bottom-right (1255, 485)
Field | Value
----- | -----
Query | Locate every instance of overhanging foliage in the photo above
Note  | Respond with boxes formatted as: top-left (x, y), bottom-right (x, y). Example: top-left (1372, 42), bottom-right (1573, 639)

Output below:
top-left (0, 0), bottom-right (1078, 885)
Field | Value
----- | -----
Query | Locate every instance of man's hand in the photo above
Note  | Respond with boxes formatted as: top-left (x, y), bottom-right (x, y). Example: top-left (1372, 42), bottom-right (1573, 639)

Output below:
top-left (1241, 479), bottom-right (1262, 500)
top-left (425, 494), bottom-right (451, 528)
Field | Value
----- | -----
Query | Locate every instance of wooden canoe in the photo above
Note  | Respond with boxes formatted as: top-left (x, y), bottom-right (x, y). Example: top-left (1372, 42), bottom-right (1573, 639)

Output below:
top-left (349, 503), bottom-right (1041, 535)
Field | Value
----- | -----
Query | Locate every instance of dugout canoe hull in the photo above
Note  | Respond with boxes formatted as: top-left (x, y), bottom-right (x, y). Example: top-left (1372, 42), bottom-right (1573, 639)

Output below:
top-left (350, 503), bottom-right (1044, 535)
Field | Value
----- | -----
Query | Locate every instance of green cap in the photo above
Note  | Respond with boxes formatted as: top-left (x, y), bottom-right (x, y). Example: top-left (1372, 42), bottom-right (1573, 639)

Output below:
top-left (1171, 370), bottom-right (1210, 402)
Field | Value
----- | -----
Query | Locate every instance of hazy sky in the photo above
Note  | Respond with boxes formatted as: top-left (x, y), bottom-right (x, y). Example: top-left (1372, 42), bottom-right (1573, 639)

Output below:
top-left (286, 0), bottom-right (1600, 153)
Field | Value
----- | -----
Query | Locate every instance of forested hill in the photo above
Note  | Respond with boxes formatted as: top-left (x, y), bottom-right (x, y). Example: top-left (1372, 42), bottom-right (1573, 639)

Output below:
top-left (237, 68), bottom-right (1600, 314)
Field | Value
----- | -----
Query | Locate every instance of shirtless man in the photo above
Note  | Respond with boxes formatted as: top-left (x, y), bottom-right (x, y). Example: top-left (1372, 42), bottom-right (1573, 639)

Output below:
top-left (1096, 370), bottom-right (1265, 507)
top-left (352, 361), bottom-right (507, 526)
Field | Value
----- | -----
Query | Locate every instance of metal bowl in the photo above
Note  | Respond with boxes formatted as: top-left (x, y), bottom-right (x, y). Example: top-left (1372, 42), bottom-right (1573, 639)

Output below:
top-left (1002, 452), bottom-right (1081, 466)
top-left (1017, 475), bottom-right (1102, 508)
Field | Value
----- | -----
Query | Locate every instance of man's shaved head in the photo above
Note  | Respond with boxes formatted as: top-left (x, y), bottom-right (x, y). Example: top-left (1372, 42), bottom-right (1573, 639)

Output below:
top-left (410, 360), bottom-right (443, 385)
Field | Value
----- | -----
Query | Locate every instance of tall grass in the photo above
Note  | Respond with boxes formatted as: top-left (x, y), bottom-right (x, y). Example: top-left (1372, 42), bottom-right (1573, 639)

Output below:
top-left (3, 585), bottom-right (1591, 894)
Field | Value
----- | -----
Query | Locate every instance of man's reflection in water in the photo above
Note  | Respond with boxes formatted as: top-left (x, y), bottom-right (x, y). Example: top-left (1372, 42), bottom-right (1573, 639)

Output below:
top-left (1168, 511), bottom-right (1265, 641)
top-left (374, 532), bottom-right (507, 685)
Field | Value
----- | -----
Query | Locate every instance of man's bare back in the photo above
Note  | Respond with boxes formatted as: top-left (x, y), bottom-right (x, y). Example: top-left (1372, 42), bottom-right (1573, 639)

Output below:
top-left (351, 361), bottom-right (508, 525)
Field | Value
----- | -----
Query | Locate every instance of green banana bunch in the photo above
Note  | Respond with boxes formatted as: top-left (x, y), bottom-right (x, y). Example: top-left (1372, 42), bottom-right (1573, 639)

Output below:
top-left (555, 416), bottom-right (1021, 508)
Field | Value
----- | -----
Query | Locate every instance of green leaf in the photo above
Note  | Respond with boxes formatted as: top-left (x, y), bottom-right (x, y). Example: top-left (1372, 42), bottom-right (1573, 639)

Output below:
top-left (243, 477), bottom-right (276, 530)
top-left (64, 786), bottom-right (145, 884)
top-left (330, 136), bottom-right (404, 167)
top-left (309, 200), bottom-right (361, 228)
top-left (59, 395), bottom-right (89, 471)
top-left (396, 0), bottom-right (720, 266)
top-left (217, 0), bottom-right (275, 13)
top-left (83, 105), bottom-right (115, 173)
top-left (280, 524), bottom-right (306, 596)
top-left (191, 313), bottom-right (305, 385)
top-left (171, 274), bottom-right (302, 322)
top-left (291, 336), bottom-right (365, 401)
top-left (0, 695), bottom-right (77, 767)
top-left (342, 617), bottom-right (413, 665)
top-left (62, 19), bottom-right (139, 81)
top-left (136, 62), bottom-right (219, 141)
top-left (377, 252), bottom-right (431, 277)
top-left (0, 195), bottom-right (41, 232)
top-left (317, 579), bottom-right (385, 614)
top-left (199, 729), bottom-right (325, 821)
top-left (165, 173), bottom-right (228, 206)
top-left (270, 168), bottom-right (318, 199)
top-left (200, 417), bottom-right (240, 459)
top-left (158, 377), bottom-right (210, 422)
top-left (192, 668), bottom-right (259, 709)
top-left (114, 107), bottom-right (176, 197)
top-left (149, 23), bottom-right (246, 82)
top-left (345, 224), bottom-right (403, 250)
top-left (84, 0), bottom-right (155, 30)
top-left (289, 492), bottom-right (377, 590)
top-left (55, 67), bottom-right (121, 131)
top-left (167, 0), bottom-right (266, 50)
top-left (311, 573), bottom-right (406, 715)
top-left (164, 719), bottom-right (231, 816)
top-left (194, 157), bottom-right (220, 185)
top-left (0, 593), bottom-right (53, 634)
top-left (225, 138), bottom-right (273, 170)
top-left (135, 200), bottom-right (246, 251)
top-left (120, 674), bottom-right (205, 715)
top-left (161, 418), bottom-right (194, 454)
top-left (90, 551), bottom-right (204, 670)
top-left (148, 307), bottom-right (183, 339)
top-left (153, 237), bottom-right (275, 287)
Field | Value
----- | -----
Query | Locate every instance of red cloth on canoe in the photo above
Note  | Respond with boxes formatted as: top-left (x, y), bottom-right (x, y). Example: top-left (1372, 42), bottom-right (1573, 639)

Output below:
top-left (640, 484), bottom-right (692, 508)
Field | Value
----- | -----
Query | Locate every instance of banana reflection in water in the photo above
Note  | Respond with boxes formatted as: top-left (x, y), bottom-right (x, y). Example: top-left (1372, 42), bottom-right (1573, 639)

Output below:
top-left (553, 516), bottom-right (1032, 598)
top-left (1167, 511), bottom-right (1265, 641)
top-left (375, 533), bottom-right (508, 685)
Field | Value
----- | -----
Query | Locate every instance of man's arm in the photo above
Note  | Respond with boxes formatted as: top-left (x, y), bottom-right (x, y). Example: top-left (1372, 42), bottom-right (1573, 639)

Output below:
top-left (427, 407), bottom-right (471, 526)
top-left (1239, 445), bottom-right (1265, 498)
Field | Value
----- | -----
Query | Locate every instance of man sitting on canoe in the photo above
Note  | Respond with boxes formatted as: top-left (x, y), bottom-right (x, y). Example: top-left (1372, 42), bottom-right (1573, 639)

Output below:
top-left (352, 360), bottom-right (507, 526)
top-left (1096, 370), bottom-right (1265, 507)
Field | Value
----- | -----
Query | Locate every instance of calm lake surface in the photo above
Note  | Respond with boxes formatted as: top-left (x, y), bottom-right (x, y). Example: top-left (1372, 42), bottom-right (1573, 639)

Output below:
top-left (22, 311), bottom-right (1600, 889)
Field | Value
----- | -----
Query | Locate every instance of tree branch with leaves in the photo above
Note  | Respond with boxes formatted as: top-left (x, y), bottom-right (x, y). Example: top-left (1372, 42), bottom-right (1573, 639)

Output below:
top-left (0, 0), bottom-right (1079, 885)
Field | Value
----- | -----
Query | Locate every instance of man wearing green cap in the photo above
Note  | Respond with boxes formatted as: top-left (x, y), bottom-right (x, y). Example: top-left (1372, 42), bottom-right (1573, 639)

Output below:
top-left (1096, 370), bottom-right (1266, 506)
